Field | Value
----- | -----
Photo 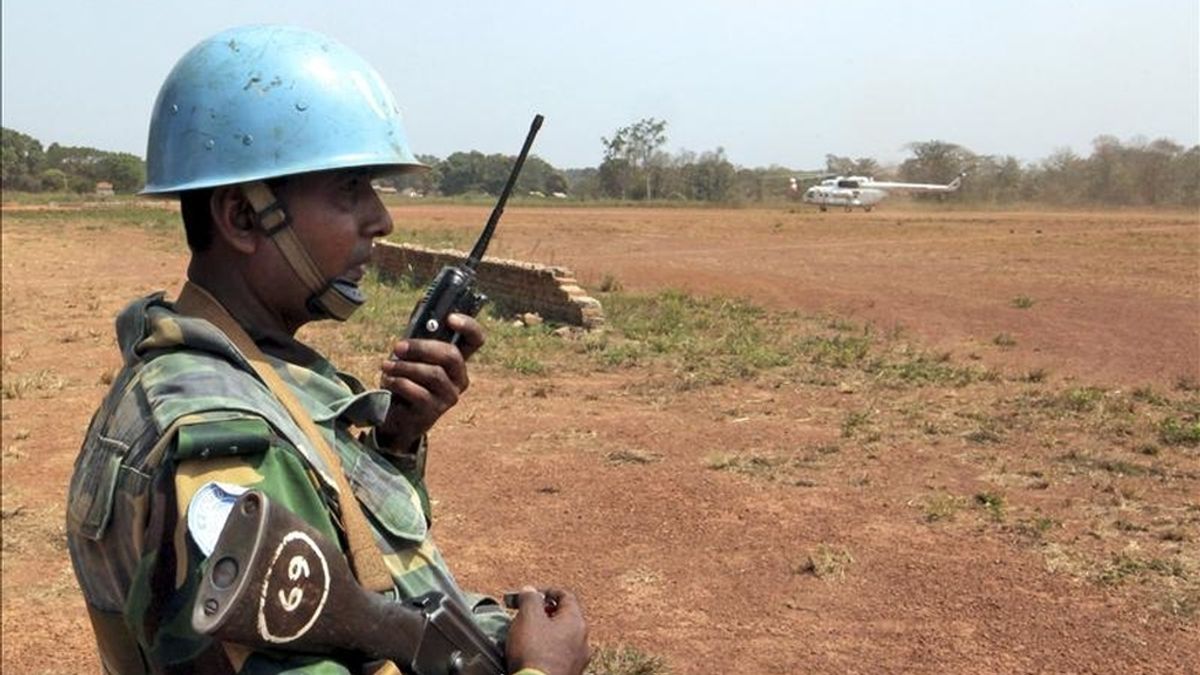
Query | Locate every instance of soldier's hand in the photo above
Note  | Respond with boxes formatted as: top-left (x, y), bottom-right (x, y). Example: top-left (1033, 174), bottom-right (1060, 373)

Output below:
top-left (376, 313), bottom-right (485, 452)
top-left (507, 586), bottom-right (590, 675)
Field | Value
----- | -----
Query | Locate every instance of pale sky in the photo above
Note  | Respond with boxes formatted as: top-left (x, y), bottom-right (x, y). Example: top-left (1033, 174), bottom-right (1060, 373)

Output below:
top-left (2, 1), bottom-right (1197, 170)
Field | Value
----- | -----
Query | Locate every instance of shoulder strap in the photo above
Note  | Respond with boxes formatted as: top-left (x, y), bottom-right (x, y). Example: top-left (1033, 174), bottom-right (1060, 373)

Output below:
top-left (175, 281), bottom-right (394, 592)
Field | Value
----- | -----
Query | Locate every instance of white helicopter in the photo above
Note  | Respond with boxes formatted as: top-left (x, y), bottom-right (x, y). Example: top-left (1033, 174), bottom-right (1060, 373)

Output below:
top-left (791, 172), bottom-right (966, 211)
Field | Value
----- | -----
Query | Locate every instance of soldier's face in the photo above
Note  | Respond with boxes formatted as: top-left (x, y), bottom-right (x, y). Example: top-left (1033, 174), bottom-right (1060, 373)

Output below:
top-left (270, 168), bottom-right (394, 315)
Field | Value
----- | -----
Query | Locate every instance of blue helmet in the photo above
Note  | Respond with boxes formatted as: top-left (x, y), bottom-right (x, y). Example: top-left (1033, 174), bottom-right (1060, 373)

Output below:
top-left (142, 24), bottom-right (423, 195)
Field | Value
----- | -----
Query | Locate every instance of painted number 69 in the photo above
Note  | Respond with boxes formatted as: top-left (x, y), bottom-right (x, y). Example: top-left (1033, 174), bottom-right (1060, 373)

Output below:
top-left (278, 555), bottom-right (311, 611)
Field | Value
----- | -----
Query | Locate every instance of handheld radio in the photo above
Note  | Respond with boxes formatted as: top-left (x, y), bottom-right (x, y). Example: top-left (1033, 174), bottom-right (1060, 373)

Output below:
top-left (402, 114), bottom-right (544, 344)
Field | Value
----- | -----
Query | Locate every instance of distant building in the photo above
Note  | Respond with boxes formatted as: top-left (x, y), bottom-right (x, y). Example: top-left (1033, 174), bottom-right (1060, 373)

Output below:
top-left (95, 182), bottom-right (115, 197)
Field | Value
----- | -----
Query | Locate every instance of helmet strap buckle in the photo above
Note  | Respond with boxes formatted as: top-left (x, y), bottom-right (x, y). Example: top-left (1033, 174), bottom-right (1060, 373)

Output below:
top-left (239, 180), bottom-right (364, 322)
top-left (241, 181), bottom-right (289, 234)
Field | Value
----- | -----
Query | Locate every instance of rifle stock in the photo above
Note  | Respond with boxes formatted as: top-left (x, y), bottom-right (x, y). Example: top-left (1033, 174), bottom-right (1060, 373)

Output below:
top-left (192, 490), bottom-right (505, 675)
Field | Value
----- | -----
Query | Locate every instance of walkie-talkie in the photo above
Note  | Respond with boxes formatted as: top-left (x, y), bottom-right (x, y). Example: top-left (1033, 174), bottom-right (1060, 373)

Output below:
top-left (403, 114), bottom-right (544, 344)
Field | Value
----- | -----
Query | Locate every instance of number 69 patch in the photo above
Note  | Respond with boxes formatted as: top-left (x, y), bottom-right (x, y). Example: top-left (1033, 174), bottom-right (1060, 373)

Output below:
top-left (256, 530), bottom-right (331, 643)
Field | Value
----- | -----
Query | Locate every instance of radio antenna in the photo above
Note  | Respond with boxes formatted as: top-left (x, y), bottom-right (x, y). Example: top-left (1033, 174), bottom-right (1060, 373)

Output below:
top-left (465, 114), bottom-right (544, 269)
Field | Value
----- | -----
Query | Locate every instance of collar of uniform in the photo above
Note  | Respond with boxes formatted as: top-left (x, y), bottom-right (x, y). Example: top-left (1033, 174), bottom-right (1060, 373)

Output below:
top-left (246, 323), bottom-right (326, 369)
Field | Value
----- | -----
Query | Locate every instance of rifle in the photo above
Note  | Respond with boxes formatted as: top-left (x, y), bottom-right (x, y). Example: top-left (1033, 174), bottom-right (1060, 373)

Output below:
top-left (403, 114), bottom-right (544, 344)
top-left (192, 490), bottom-right (505, 675)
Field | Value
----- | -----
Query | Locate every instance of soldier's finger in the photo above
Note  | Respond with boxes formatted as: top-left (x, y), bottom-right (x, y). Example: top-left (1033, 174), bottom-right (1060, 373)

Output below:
top-left (515, 586), bottom-right (548, 617)
top-left (396, 338), bottom-right (469, 391)
top-left (387, 339), bottom-right (410, 361)
top-left (381, 359), bottom-right (460, 404)
top-left (381, 374), bottom-right (443, 415)
top-left (446, 313), bottom-right (486, 360)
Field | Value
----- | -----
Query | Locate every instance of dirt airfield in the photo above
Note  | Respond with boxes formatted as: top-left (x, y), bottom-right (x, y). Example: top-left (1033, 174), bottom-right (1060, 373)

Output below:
top-left (2, 202), bottom-right (1197, 673)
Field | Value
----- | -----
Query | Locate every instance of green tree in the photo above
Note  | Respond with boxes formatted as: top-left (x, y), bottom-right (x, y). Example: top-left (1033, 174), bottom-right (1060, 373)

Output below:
top-left (39, 168), bottom-right (69, 192)
top-left (824, 154), bottom-right (854, 175)
top-left (43, 142), bottom-right (146, 193)
top-left (1172, 145), bottom-right (1200, 206)
top-left (478, 153), bottom-right (516, 195)
top-left (993, 156), bottom-right (1023, 203)
top-left (598, 157), bottom-right (633, 199)
top-left (685, 147), bottom-right (736, 202)
top-left (544, 171), bottom-right (569, 195)
top-left (1032, 148), bottom-right (1087, 204)
top-left (562, 167), bottom-right (600, 199)
top-left (69, 175), bottom-right (95, 194)
top-left (2, 127), bottom-right (45, 190)
top-left (45, 142), bottom-right (105, 175)
top-left (517, 155), bottom-right (567, 195)
top-left (1085, 135), bottom-right (1135, 204)
top-left (1135, 138), bottom-right (1182, 205)
top-left (438, 151), bottom-right (487, 195)
top-left (98, 153), bottom-right (146, 192)
top-left (602, 118), bottom-right (668, 199)
top-left (3, 130), bottom-right (148, 193)
top-left (654, 149), bottom-right (695, 200)
top-left (900, 140), bottom-right (974, 201)
top-left (435, 151), bottom-right (561, 197)
top-left (850, 157), bottom-right (881, 178)
top-left (735, 167), bottom-right (766, 201)
top-left (392, 153), bottom-right (442, 195)
top-left (824, 155), bottom-right (880, 179)
top-left (900, 140), bottom-right (973, 183)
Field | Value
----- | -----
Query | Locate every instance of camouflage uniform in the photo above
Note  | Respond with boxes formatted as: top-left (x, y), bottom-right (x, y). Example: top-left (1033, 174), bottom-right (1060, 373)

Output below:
top-left (67, 292), bottom-right (509, 674)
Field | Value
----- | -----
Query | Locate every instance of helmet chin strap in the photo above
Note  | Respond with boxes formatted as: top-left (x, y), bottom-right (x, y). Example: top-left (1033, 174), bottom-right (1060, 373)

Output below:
top-left (240, 181), bottom-right (364, 322)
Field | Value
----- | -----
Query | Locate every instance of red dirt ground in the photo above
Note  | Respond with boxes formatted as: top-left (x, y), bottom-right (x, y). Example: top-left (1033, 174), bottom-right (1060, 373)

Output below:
top-left (394, 204), bottom-right (1199, 388)
top-left (2, 204), bottom-right (1197, 673)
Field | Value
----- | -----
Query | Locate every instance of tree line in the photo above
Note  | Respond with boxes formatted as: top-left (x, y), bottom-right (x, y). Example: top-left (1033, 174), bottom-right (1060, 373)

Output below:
top-left (392, 151), bottom-right (568, 198)
top-left (825, 137), bottom-right (1199, 207)
top-left (577, 119), bottom-right (1197, 206)
top-left (5, 123), bottom-right (1196, 207)
top-left (2, 127), bottom-right (145, 194)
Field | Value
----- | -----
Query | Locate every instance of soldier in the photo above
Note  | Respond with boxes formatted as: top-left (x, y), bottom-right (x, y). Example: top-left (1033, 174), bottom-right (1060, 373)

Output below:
top-left (66, 24), bottom-right (589, 675)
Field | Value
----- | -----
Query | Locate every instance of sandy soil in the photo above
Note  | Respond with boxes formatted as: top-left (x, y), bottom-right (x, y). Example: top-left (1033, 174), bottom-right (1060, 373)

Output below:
top-left (2, 204), bottom-right (1197, 673)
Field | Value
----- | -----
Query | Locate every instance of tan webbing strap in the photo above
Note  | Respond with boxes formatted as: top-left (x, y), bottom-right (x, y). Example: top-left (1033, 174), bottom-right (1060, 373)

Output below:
top-left (241, 181), bottom-right (327, 290)
top-left (241, 181), bottom-right (359, 321)
top-left (239, 181), bottom-right (287, 231)
top-left (175, 281), bottom-right (394, 592)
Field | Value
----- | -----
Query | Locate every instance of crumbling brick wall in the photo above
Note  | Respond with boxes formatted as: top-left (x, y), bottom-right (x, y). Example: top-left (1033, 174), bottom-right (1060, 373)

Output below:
top-left (371, 241), bottom-right (605, 329)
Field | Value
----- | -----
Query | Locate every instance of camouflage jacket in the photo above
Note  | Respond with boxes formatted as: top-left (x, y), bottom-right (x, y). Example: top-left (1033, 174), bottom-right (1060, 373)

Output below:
top-left (67, 292), bottom-right (509, 674)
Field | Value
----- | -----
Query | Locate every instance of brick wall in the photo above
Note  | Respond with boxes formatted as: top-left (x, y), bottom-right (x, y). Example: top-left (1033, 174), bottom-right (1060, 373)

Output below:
top-left (371, 241), bottom-right (605, 329)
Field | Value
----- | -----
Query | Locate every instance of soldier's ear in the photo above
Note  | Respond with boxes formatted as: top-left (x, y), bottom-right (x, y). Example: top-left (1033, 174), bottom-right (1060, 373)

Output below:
top-left (209, 186), bottom-right (259, 254)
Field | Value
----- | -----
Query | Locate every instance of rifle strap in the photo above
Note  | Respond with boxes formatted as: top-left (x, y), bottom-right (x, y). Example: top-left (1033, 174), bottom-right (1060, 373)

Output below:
top-left (175, 281), bottom-right (395, 593)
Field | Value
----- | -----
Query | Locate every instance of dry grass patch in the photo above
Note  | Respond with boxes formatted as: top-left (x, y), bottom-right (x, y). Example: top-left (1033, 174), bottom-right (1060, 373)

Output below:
top-left (921, 492), bottom-right (966, 523)
top-left (605, 449), bottom-right (660, 465)
top-left (797, 543), bottom-right (855, 580)
top-left (2, 369), bottom-right (67, 399)
top-left (703, 451), bottom-right (820, 487)
top-left (586, 644), bottom-right (670, 675)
